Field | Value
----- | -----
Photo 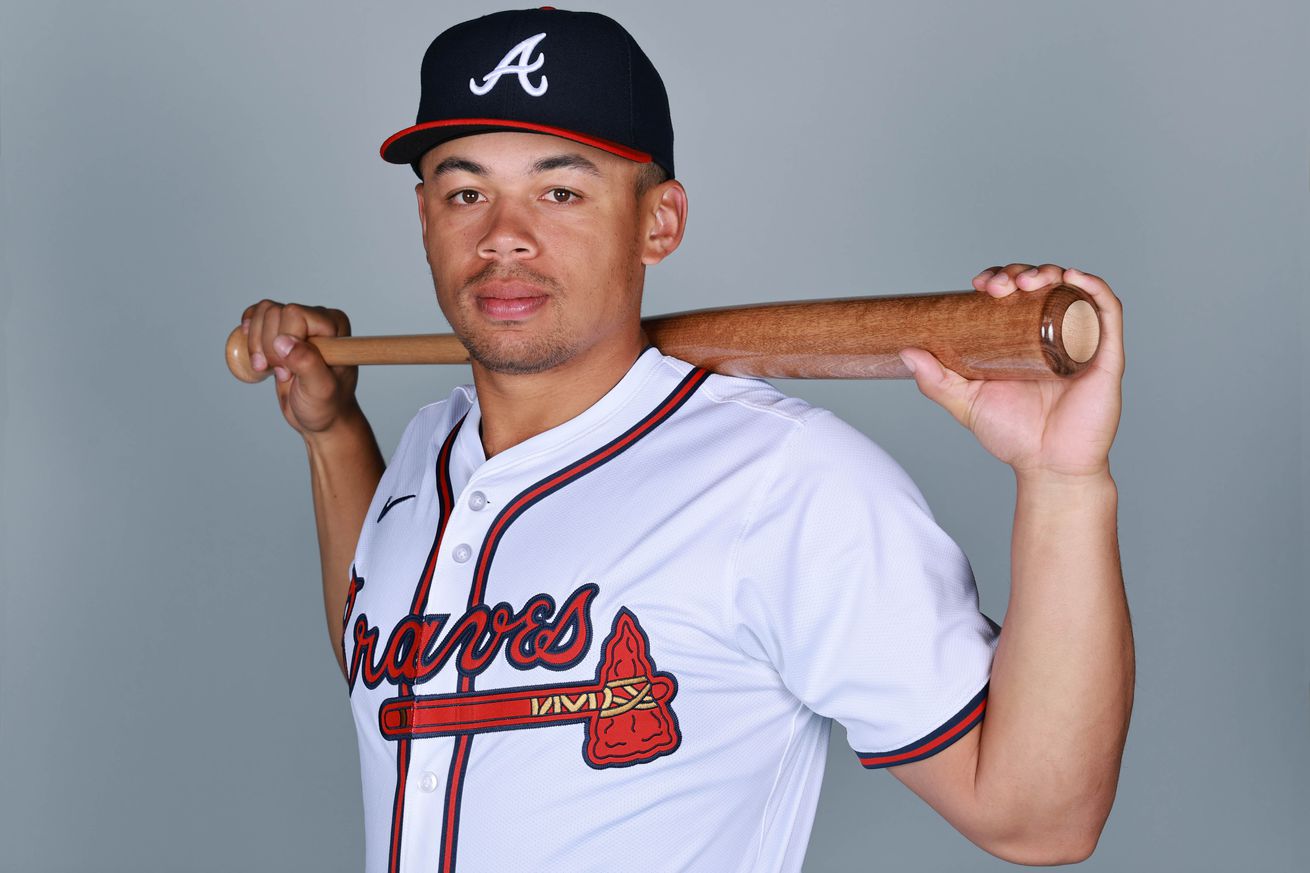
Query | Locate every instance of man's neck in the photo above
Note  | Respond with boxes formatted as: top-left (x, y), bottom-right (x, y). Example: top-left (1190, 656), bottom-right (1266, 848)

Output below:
top-left (471, 332), bottom-right (647, 459)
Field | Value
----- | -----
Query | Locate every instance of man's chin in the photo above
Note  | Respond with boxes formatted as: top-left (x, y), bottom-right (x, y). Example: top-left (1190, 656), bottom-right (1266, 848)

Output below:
top-left (461, 333), bottom-right (577, 376)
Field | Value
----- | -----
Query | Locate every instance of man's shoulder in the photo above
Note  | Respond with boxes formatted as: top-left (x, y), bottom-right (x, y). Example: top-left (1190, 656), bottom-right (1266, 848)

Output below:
top-left (660, 355), bottom-right (923, 500)
top-left (663, 356), bottom-right (856, 433)
top-left (655, 353), bottom-right (816, 427)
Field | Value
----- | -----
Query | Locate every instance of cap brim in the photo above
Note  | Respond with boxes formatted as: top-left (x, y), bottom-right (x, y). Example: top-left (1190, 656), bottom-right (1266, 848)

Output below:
top-left (380, 118), bottom-right (653, 177)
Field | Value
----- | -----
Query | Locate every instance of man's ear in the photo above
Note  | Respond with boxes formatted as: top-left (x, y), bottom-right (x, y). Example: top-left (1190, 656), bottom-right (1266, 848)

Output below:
top-left (639, 179), bottom-right (688, 266)
top-left (415, 182), bottom-right (429, 240)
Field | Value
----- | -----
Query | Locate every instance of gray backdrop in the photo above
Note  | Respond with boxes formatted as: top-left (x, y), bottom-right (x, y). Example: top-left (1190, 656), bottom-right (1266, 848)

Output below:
top-left (1, 0), bottom-right (1305, 870)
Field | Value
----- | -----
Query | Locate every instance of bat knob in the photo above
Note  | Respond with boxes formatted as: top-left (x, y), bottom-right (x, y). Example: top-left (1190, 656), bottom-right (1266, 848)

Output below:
top-left (225, 325), bottom-right (270, 383)
top-left (1061, 298), bottom-right (1099, 364)
top-left (1039, 284), bottom-right (1102, 376)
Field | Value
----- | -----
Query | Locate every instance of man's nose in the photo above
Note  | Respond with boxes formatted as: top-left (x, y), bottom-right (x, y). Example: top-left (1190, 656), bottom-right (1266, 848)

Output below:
top-left (478, 201), bottom-right (538, 260)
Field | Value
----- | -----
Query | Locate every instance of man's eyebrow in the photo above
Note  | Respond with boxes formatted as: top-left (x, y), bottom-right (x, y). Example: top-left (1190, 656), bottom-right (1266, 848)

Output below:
top-left (531, 154), bottom-right (602, 176)
top-left (428, 157), bottom-right (488, 179)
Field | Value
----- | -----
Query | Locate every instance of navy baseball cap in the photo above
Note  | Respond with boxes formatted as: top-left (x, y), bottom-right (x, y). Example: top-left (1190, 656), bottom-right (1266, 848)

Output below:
top-left (380, 7), bottom-right (674, 179)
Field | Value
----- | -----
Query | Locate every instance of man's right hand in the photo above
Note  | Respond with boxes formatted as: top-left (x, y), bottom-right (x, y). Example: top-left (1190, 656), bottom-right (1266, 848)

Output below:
top-left (240, 300), bottom-right (359, 437)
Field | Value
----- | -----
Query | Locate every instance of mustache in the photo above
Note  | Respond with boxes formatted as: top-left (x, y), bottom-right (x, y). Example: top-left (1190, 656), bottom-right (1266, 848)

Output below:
top-left (461, 262), bottom-right (562, 294)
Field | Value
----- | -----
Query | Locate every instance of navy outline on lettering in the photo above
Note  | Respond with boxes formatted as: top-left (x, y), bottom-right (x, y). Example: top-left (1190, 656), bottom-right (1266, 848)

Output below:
top-left (348, 583), bottom-right (598, 692)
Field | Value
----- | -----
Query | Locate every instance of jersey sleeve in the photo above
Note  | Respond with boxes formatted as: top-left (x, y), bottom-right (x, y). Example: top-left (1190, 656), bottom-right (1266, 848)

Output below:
top-left (729, 409), bottom-right (1000, 769)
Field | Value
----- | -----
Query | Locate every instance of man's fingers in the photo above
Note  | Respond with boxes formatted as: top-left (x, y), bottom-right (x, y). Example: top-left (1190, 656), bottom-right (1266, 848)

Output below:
top-left (247, 302), bottom-right (350, 376)
top-left (247, 299), bottom-right (279, 373)
top-left (275, 335), bottom-right (339, 401)
top-left (268, 304), bottom-right (351, 372)
top-left (974, 263), bottom-right (1076, 298)
top-left (272, 334), bottom-right (296, 384)
top-left (974, 264), bottom-right (1036, 297)
top-left (305, 305), bottom-right (351, 340)
top-left (974, 265), bottom-right (1004, 281)
top-left (1015, 263), bottom-right (1064, 291)
top-left (279, 303), bottom-right (348, 341)
top-left (258, 304), bottom-right (285, 373)
top-left (237, 299), bottom-right (357, 435)
top-left (969, 264), bottom-right (1123, 374)
top-left (987, 271), bottom-right (1013, 295)
top-left (972, 265), bottom-right (1005, 292)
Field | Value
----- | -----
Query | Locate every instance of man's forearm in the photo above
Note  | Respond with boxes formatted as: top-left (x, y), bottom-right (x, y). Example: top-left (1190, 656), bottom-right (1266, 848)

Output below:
top-left (974, 470), bottom-right (1134, 861)
top-left (304, 405), bottom-right (385, 679)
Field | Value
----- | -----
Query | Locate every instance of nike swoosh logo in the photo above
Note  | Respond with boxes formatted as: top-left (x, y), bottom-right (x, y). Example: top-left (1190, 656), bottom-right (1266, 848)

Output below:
top-left (377, 494), bottom-right (416, 523)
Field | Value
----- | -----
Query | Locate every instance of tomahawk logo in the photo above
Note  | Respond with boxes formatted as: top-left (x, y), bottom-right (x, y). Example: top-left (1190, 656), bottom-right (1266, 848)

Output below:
top-left (469, 32), bottom-right (549, 97)
top-left (379, 608), bottom-right (681, 768)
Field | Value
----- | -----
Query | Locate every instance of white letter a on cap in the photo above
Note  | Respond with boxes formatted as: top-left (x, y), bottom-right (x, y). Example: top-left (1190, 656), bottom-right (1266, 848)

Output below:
top-left (469, 32), bottom-right (548, 97)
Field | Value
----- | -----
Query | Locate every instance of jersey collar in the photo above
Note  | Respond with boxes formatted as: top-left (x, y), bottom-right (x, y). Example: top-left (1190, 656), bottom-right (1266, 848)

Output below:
top-left (451, 346), bottom-right (669, 479)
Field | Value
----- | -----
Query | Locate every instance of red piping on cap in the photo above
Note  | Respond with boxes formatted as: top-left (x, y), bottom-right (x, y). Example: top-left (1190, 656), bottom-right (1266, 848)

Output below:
top-left (380, 118), bottom-right (653, 164)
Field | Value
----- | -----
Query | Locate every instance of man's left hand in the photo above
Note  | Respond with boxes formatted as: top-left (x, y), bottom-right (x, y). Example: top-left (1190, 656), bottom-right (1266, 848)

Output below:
top-left (898, 263), bottom-right (1124, 480)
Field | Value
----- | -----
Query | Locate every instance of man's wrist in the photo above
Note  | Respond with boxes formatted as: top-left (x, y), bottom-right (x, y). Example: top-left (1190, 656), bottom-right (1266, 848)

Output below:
top-left (1013, 466), bottom-right (1117, 503)
top-left (302, 403), bottom-right (374, 456)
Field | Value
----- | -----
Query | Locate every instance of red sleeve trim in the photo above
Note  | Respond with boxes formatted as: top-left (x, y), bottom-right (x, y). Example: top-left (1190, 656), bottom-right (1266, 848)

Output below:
top-left (855, 683), bottom-right (988, 769)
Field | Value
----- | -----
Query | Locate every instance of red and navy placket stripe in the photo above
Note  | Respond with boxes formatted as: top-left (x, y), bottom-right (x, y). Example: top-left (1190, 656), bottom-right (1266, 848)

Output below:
top-left (855, 683), bottom-right (989, 769)
top-left (387, 416), bottom-right (465, 873)
top-left (437, 366), bottom-right (710, 873)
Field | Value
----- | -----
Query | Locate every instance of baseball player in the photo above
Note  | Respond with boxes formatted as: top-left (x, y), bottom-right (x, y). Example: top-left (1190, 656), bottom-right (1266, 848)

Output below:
top-left (239, 8), bottom-right (1131, 873)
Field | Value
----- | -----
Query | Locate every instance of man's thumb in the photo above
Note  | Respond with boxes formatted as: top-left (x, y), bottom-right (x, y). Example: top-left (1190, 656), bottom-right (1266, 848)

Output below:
top-left (899, 348), bottom-right (972, 428)
top-left (274, 335), bottom-right (335, 398)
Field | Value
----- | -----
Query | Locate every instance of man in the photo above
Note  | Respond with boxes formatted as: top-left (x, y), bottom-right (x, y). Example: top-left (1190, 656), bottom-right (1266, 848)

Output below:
top-left (240, 8), bottom-right (1131, 872)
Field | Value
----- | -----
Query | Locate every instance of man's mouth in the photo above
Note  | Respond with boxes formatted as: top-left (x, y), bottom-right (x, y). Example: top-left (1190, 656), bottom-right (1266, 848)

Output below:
top-left (472, 278), bottom-right (551, 321)
top-left (478, 295), bottom-right (547, 320)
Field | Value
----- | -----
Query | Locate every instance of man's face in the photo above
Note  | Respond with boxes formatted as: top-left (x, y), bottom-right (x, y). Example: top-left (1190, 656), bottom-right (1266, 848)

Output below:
top-left (415, 132), bottom-right (657, 376)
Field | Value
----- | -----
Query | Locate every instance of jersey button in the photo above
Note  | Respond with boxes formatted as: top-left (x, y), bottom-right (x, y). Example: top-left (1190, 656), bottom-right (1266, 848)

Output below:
top-left (419, 772), bottom-right (439, 793)
top-left (468, 491), bottom-right (487, 511)
top-left (452, 543), bottom-right (473, 563)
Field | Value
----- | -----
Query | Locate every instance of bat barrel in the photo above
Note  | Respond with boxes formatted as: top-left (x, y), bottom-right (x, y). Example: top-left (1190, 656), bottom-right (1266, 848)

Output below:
top-left (640, 283), bottom-right (1100, 380)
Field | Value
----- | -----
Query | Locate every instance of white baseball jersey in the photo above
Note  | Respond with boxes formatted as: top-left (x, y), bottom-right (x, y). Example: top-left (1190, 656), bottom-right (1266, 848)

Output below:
top-left (344, 347), bottom-right (1000, 873)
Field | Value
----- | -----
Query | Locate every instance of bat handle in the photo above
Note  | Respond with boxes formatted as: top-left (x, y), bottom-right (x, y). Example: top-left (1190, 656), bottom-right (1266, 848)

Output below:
top-left (225, 327), bottom-right (471, 383)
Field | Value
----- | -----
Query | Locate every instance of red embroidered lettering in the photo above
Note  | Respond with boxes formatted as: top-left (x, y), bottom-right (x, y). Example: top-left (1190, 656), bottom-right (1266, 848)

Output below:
top-left (350, 583), bottom-right (598, 691)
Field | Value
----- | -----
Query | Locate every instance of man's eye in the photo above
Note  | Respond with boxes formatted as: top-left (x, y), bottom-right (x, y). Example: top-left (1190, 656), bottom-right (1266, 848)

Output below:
top-left (452, 190), bottom-right (482, 204)
top-left (548, 188), bottom-right (577, 203)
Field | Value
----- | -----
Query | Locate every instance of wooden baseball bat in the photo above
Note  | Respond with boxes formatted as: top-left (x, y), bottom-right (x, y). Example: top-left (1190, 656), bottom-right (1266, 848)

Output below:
top-left (225, 283), bottom-right (1100, 382)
